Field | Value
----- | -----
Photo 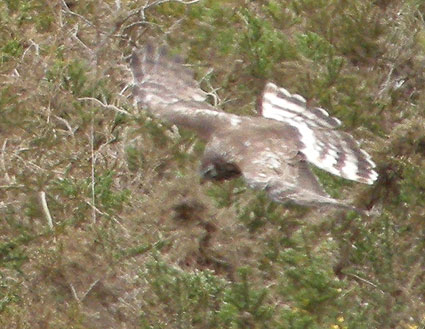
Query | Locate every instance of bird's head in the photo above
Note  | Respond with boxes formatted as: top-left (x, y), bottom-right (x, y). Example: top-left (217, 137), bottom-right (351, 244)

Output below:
top-left (200, 157), bottom-right (241, 184)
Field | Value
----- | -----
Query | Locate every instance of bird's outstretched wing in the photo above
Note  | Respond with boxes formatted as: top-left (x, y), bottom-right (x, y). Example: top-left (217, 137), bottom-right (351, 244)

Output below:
top-left (238, 147), bottom-right (354, 209)
top-left (258, 82), bottom-right (378, 184)
top-left (130, 44), bottom-right (241, 139)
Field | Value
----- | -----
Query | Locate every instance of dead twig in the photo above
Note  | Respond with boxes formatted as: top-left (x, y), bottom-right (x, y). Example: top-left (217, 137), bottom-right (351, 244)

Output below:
top-left (90, 116), bottom-right (96, 224)
top-left (53, 115), bottom-right (77, 136)
top-left (345, 272), bottom-right (385, 294)
top-left (121, 0), bottom-right (199, 32)
top-left (85, 200), bottom-right (129, 234)
top-left (69, 283), bottom-right (80, 303)
top-left (70, 24), bottom-right (94, 55)
top-left (1, 139), bottom-right (11, 183)
top-left (80, 279), bottom-right (100, 302)
top-left (60, 0), bottom-right (95, 28)
top-left (39, 191), bottom-right (54, 230)
top-left (78, 97), bottom-right (130, 116)
top-left (21, 39), bottom-right (40, 60)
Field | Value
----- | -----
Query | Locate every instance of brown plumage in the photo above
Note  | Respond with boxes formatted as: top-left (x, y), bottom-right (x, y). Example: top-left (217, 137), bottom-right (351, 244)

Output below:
top-left (130, 44), bottom-right (378, 210)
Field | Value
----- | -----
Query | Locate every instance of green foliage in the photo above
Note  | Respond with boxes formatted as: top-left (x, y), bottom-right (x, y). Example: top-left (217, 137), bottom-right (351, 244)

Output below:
top-left (217, 267), bottom-right (274, 328)
top-left (311, 166), bottom-right (351, 198)
top-left (333, 2), bottom-right (386, 64)
top-left (238, 9), bottom-right (297, 77)
top-left (0, 274), bottom-right (21, 314)
top-left (0, 87), bottom-right (20, 129)
top-left (265, 0), bottom-right (286, 21)
top-left (65, 60), bottom-right (89, 96)
top-left (1, 39), bottom-right (23, 62)
top-left (0, 233), bottom-right (32, 272)
top-left (206, 179), bottom-right (245, 208)
top-left (2, 0), bottom-right (53, 31)
top-left (51, 171), bottom-right (130, 220)
top-left (45, 59), bottom-right (67, 86)
top-left (46, 58), bottom-right (109, 100)
top-left (275, 238), bottom-right (344, 329)
top-left (52, 177), bottom-right (85, 199)
top-left (125, 145), bottom-right (146, 173)
top-left (399, 164), bottom-right (425, 207)
top-left (141, 258), bottom-right (275, 329)
top-left (140, 256), bottom-right (226, 328)
top-left (93, 171), bottom-right (130, 212)
top-left (187, 2), bottom-right (239, 54)
top-left (142, 118), bottom-right (171, 148)
top-left (296, 32), bottom-right (335, 62)
top-left (236, 192), bottom-right (282, 232)
top-left (279, 248), bottom-right (340, 311)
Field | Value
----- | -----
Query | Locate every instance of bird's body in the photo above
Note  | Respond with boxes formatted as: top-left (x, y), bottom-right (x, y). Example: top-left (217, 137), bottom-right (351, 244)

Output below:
top-left (130, 44), bottom-right (378, 210)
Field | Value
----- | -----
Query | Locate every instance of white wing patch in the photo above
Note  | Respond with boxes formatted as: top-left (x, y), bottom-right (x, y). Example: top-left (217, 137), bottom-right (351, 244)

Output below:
top-left (260, 82), bottom-right (377, 184)
top-left (261, 82), bottom-right (342, 128)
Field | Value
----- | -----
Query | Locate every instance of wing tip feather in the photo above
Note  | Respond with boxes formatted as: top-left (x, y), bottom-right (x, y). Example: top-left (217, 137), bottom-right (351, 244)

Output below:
top-left (292, 94), bottom-right (307, 103)
top-left (261, 82), bottom-right (343, 129)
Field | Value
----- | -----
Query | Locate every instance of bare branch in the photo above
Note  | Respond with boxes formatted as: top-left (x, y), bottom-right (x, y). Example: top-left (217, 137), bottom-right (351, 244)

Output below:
top-left (60, 0), bottom-right (95, 28)
top-left (345, 272), bottom-right (385, 294)
top-left (85, 200), bottom-right (129, 234)
top-left (70, 24), bottom-right (94, 54)
top-left (53, 115), bottom-right (77, 136)
top-left (90, 117), bottom-right (96, 224)
top-left (1, 139), bottom-right (11, 183)
top-left (0, 185), bottom-right (24, 189)
top-left (80, 279), bottom-right (100, 302)
top-left (69, 283), bottom-right (80, 303)
top-left (121, 0), bottom-right (199, 33)
top-left (39, 191), bottom-right (54, 230)
top-left (21, 39), bottom-right (40, 60)
top-left (143, 0), bottom-right (200, 11)
top-left (78, 97), bottom-right (131, 115)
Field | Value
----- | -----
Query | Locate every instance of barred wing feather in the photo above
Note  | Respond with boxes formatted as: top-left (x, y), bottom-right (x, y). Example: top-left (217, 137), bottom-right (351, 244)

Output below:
top-left (259, 82), bottom-right (378, 184)
top-left (130, 44), bottom-right (240, 140)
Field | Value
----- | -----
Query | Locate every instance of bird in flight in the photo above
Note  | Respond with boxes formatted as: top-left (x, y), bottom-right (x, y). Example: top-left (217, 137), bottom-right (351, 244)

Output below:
top-left (130, 44), bottom-right (378, 210)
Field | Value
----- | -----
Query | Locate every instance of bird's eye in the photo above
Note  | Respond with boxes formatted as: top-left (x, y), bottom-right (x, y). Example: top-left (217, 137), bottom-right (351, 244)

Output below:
top-left (208, 167), bottom-right (217, 178)
top-left (201, 165), bottom-right (216, 179)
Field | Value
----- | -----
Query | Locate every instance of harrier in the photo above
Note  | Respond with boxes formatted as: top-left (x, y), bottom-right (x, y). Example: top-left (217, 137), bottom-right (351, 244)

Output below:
top-left (130, 44), bottom-right (377, 210)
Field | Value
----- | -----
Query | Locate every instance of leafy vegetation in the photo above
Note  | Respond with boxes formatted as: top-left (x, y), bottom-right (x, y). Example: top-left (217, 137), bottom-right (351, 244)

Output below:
top-left (0, 0), bottom-right (424, 328)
